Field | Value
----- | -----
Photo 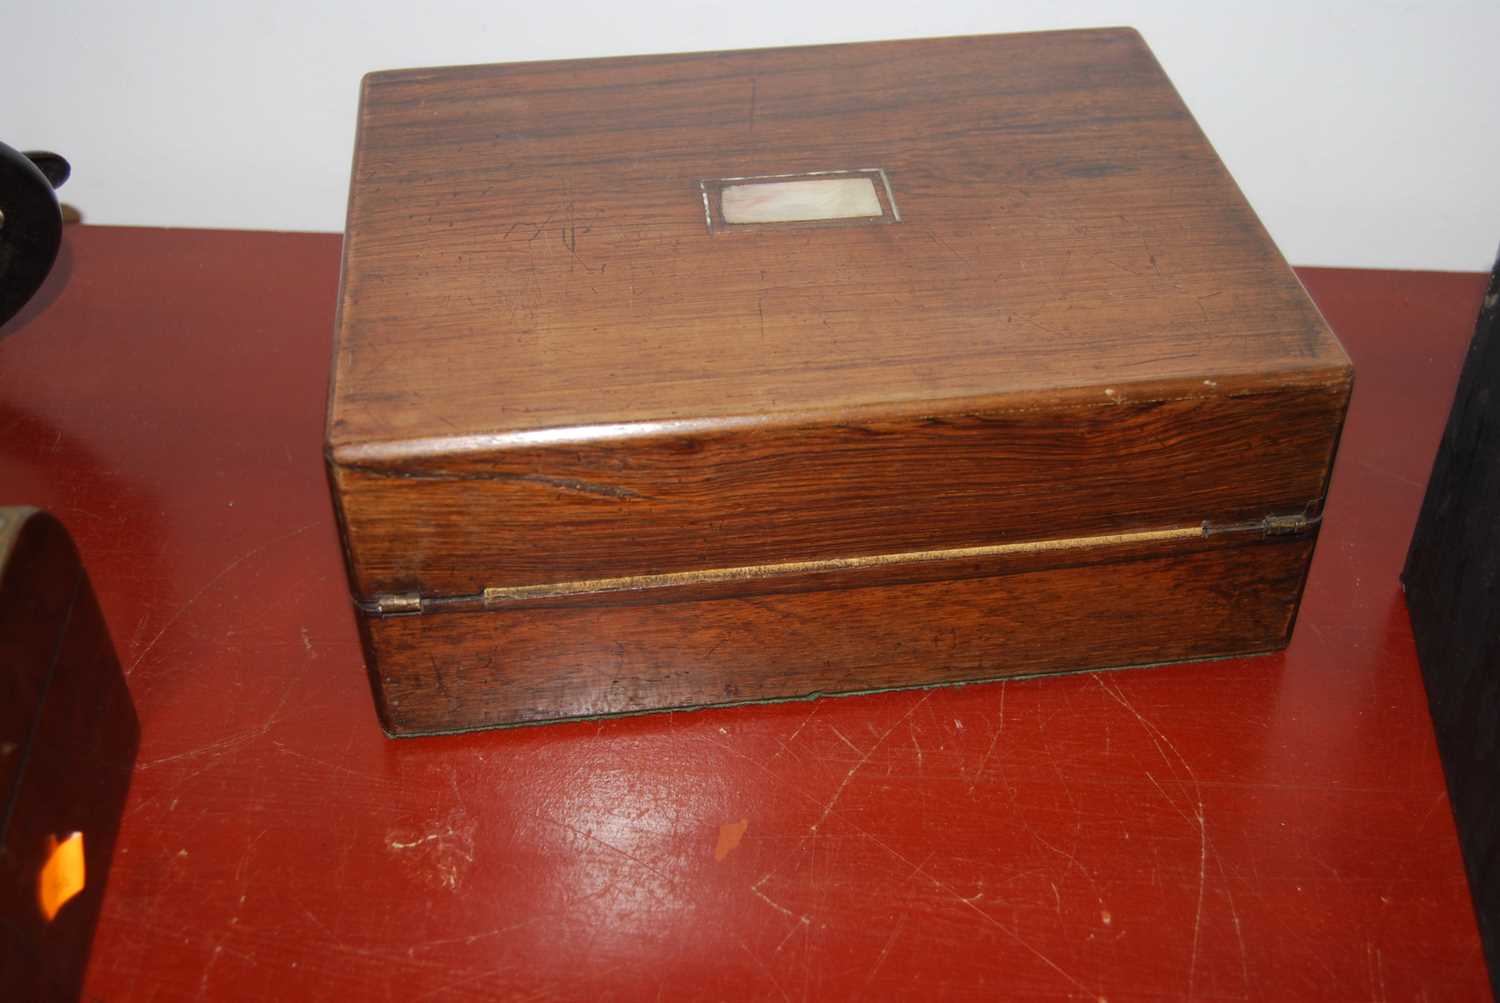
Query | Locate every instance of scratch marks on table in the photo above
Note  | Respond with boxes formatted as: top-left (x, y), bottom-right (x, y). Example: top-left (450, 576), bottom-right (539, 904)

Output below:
top-left (138, 685), bottom-right (293, 773)
top-left (193, 939), bottom-right (253, 1001)
top-left (969, 680), bottom-right (1007, 795)
top-left (861, 825), bottom-right (1096, 997)
top-left (279, 905), bottom-right (560, 1003)
top-left (137, 724), bottom-right (270, 771)
top-left (194, 944), bottom-right (223, 999)
top-left (129, 846), bottom-right (190, 930)
top-left (773, 912), bottom-right (812, 955)
top-left (1355, 457), bottom-right (1425, 491)
top-left (386, 807), bottom-right (477, 891)
top-left (1188, 809), bottom-right (1209, 994)
top-left (1410, 789), bottom-right (1449, 837)
top-left (405, 966), bottom-right (509, 1003)
top-left (772, 704), bottom-right (819, 760)
top-left (1212, 839), bottom-right (1250, 994)
top-left (125, 521), bottom-right (316, 676)
top-left (1091, 673), bottom-right (1244, 998)
top-left (734, 933), bottom-right (794, 1003)
top-left (988, 690), bottom-right (1095, 902)
top-left (751, 873), bottom-right (797, 921)
top-left (750, 874), bottom-right (813, 959)
top-left (828, 725), bottom-right (863, 757)
top-left (404, 918), bottom-right (546, 957)
top-left (1366, 940), bottom-right (1390, 1003)
top-left (530, 809), bottom-right (673, 885)
top-left (863, 914), bottom-right (908, 989)
top-left (804, 693), bottom-right (929, 841)
top-left (271, 740), bottom-right (376, 780)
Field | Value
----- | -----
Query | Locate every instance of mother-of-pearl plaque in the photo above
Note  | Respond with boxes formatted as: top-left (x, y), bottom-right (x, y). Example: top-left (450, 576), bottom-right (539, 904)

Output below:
top-left (721, 177), bottom-right (883, 224)
top-left (698, 169), bottom-right (900, 233)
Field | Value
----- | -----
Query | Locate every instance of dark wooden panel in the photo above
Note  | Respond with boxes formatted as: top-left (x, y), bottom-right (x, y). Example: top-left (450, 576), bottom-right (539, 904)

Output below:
top-left (334, 377), bottom-right (1347, 596)
top-left (364, 535), bottom-right (1314, 735)
top-left (1403, 251), bottom-right (1500, 998)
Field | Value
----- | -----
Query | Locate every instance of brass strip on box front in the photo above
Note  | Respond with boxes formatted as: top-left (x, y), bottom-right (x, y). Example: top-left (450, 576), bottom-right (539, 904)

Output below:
top-left (354, 511), bottom-right (1320, 616)
top-left (480, 524), bottom-right (1210, 605)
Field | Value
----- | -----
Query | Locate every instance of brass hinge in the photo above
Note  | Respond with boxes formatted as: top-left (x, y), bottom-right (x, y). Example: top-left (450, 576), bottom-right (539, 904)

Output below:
top-left (1261, 512), bottom-right (1315, 535)
top-left (1204, 510), bottom-right (1321, 538)
top-left (360, 592), bottom-right (423, 616)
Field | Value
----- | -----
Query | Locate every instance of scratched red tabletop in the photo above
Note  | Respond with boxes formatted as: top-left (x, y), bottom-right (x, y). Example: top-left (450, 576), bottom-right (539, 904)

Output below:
top-left (0, 226), bottom-right (1489, 1000)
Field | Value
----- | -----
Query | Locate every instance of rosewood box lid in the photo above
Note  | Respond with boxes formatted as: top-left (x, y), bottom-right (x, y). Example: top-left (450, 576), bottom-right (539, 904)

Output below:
top-left (328, 28), bottom-right (1350, 609)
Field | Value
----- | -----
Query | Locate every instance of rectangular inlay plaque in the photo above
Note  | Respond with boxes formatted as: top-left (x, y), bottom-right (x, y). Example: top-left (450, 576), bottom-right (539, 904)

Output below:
top-left (697, 169), bottom-right (899, 233)
top-left (722, 177), bottom-right (883, 224)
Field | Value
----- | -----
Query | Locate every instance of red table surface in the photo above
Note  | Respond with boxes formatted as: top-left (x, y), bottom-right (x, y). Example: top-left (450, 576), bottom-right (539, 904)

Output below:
top-left (0, 226), bottom-right (1489, 1001)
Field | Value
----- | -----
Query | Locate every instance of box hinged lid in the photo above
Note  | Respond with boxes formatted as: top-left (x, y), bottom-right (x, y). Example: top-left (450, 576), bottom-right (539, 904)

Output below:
top-left (328, 28), bottom-right (1352, 609)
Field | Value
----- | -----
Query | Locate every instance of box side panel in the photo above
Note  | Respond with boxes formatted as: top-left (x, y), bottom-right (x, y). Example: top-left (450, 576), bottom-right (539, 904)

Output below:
top-left (358, 534), bottom-right (1314, 736)
top-left (334, 378), bottom-right (1349, 598)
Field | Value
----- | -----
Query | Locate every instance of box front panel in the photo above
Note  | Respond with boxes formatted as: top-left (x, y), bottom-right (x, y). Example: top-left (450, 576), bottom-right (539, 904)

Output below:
top-left (334, 378), bottom-right (1348, 598)
top-left (359, 534), bottom-right (1314, 735)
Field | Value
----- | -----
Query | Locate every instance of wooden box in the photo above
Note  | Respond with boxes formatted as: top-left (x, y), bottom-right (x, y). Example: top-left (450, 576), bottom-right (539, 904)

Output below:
top-left (326, 29), bottom-right (1352, 736)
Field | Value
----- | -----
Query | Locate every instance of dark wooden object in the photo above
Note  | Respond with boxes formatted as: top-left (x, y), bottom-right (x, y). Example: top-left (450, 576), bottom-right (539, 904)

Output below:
top-left (0, 507), bottom-right (138, 999)
top-left (1403, 249), bottom-right (1500, 997)
top-left (328, 29), bottom-right (1353, 735)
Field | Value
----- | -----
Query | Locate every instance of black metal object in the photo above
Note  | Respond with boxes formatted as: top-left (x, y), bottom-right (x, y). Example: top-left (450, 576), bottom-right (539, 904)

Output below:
top-left (1403, 246), bottom-right (1500, 998)
top-left (0, 142), bottom-right (70, 328)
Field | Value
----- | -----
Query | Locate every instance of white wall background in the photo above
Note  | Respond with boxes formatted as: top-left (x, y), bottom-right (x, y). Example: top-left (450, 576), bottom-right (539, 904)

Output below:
top-left (4, 1), bottom-right (1497, 270)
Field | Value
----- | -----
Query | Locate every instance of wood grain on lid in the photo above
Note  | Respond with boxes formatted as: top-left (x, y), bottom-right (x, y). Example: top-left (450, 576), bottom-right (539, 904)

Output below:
top-left (329, 30), bottom-right (1349, 451)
